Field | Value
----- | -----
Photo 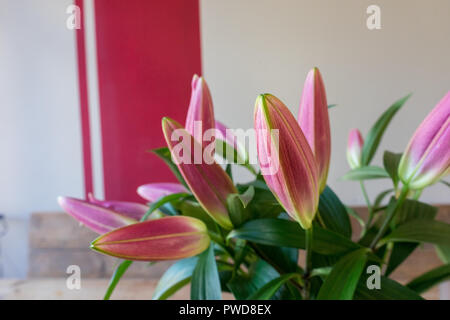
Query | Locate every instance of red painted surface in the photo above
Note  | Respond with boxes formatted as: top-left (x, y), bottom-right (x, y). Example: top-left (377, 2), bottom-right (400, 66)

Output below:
top-left (94, 0), bottom-right (202, 201)
top-left (75, 0), bottom-right (94, 198)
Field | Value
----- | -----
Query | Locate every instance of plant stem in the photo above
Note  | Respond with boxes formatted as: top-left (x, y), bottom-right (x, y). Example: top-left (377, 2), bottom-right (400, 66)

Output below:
top-left (305, 225), bottom-right (313, 276)
top-left (369, 186), bottom-right (409, 249)
top-left (360, 181), bottom-right (373, 235)
top-left (303, 225), bottom-right (314, 299)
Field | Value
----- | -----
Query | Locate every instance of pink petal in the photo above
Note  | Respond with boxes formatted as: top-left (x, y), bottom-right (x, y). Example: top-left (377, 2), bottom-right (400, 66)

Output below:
top-left (91, 216), bottom-right (210, 261)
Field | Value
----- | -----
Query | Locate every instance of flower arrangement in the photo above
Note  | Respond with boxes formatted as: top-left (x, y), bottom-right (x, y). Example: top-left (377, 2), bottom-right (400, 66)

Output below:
top-left (59, 68), bottom-right (450, 300)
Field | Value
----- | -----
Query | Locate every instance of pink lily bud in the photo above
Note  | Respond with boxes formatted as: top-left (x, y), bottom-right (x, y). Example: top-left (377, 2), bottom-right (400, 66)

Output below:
top-left (255, 94), bottom-right (319, 229)
top-left (58, 196), bottom-right (137, 234)
top-left (137, 183), bottom-right (188, 203)
top-left (298, 67), bottom-right (331, 192)
top-left (91, 216), bottom-right (210, 261)
top-left (185, 75), bottom-right (215, 146)
top-left (87, 193), bottom-right (149, 221)
top-left (346, 129), bottom-right (364, 169)
top-left (162, 117), bottom-right (236, 229)
top-left (398, 92), bottom-right (450, 189)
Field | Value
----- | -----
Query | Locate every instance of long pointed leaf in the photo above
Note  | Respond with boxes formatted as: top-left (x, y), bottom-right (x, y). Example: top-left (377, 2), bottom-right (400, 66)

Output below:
top-left (355, 276), bottom-right (423, 300)
top-left (318, 186), bottom-right (352, 237)
top-left (380, 219), bottom-right (450, 247)
top-left (341, 166), bottom-right (389, 181)
top-left (317, 249), bottom-right (368, 300)
top-left (227, 218), bottom-right (361, 255)
top-left (361, 94), bottom-right (411, 165)
top-left (191, 244), bottom-right (221, 300)
top-left (247, 273), bottom-right (299, 300)
top-left (407, 264), bottom-right (450, 294)
top-left (152, 257), bottom-right (198, 300)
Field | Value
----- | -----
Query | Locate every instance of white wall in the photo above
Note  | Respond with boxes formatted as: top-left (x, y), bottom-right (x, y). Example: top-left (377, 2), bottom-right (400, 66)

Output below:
top-left (200, 0), bottom-right (450, 205)
top-left (0, 0), bottom-right (83, 277)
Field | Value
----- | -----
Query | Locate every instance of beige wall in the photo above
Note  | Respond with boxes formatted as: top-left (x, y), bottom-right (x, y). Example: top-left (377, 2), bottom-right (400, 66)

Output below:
top-left (200, 0), bottom-right (450, 205)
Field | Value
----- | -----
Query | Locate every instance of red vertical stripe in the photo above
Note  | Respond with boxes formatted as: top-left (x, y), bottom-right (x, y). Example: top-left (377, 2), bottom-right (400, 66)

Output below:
top-left (75, 0), bottom-right (94, 198)
top-left (94, 0), bottom-right (202, 202)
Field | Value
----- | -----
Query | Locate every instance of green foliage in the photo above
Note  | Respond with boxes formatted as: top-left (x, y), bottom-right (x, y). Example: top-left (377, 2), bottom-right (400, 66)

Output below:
top-left (153, 257), bottom-right (198, 300)
top-left (407, 264), bottom-right (450, 294)
top-left (191, 244), bottom-right (222, 300)
top-left (361, 94), bottom-right (411, 165)
top-left (341, 166), bottom-right (390, 181)
top-left (99, 93), bottom-right (449, 301)
top-left (317, 249), bottom-right (368, 300)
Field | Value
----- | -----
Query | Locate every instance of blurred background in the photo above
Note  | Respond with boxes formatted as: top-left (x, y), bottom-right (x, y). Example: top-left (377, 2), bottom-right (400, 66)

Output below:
top-left (0, 0), bottom-right (449, 299)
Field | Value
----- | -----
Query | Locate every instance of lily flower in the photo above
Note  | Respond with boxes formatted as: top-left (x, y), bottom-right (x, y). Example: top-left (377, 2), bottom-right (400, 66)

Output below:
top-left (298, 67), bottom-right (331, 192)
top-left (91, 216), bottom-right (210, 261)
top-left (398, 92), bottom-right (450, 189)
top-left (185, 75), bottom-right (215, 146)
top-left (346, 129), bottom-right (364, 169)
top-left (58, 196), bottom-right (138, 234)
top-left (137, 183), bottom-right (188, 203)
top-left (87, 193), bottom-right (149, 221)
top-left (255, 94), bottom-right (319, 229)
top-left (162, 117), bottom-right (236, 229)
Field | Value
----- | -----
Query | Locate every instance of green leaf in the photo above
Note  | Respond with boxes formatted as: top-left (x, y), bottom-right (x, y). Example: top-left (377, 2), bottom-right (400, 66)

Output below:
top-left (385, 200), bottom-right (438, 275)
top-left (247, 273), bottom-right (299, 300)
top-left (385, 242), bottom-right (418, 276)
top-left (361, 94), bottom-right (411, 165)
top-left (341, 166), bottom-right (390, 181)
top-left (381, 219), bottom-right (450, 247)
top-left (328, 104), bottom-right (337, 109)
top-left (355, 276), bottom-right (423, 300)
top-left (407, 264), bottom-right (450, 294)
top-left (346, 206), bottom-right (365, 228)
top-left (141, 192), bottom-right (189, 221)
top-left (191, 244), bottom-right (221, 300)
top-left (393, 199), bottom-right (437, 226)
top-left (228, 219), bottom-right (361, 255)
top-left (103, 260), bottom-right (133, 300)
top-left (227, 259), bottom-right (278, 299)
top-left (440, 180), bottom-right (450, 188)
top-left (253, 244), bottom-right (299, 274)
top-left (373, 189), bottom-right (394, 210)
top-left (383, 151), bottom-right (402, 188)
top-left (227, 187), bottom-right (255, 228)
top-left (435, 245), bottom-right (450, 264)
top-left (225, 163), bottom-right (233, 180)
top-left (245, 187), bottom-right (284, 220)
top-left (317, 249), bottom-right (368, 300)
top-left (152, 257), bottom-right (198, 300)
top-left (175, 201), bottom-right (217, 231)
top-left (239, 186), bottom-right (255, 208)
top-left (151, 147), bottom-right (188, 188)
top-left (318, 186), bottom-right (352, 238)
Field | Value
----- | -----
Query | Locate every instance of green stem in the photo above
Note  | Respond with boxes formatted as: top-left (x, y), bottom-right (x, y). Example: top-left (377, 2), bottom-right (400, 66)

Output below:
top-left (305, 225), bottom-right (313, 276)
top-left (244, 162), bottom-right (258, 176)
top-left (413, 189), bottom-right (423, 200)
top-left (303, 225), bottom-right (314, 300)
top-left (360, 181), bottom-right (373, 234)
top-left (369, 186), bottom-right (409, 249)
